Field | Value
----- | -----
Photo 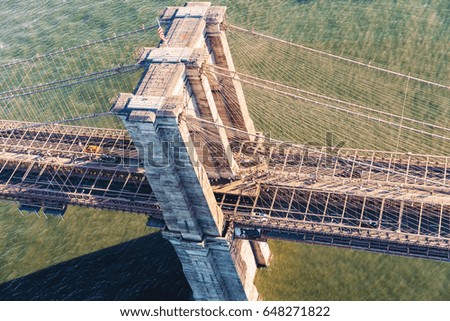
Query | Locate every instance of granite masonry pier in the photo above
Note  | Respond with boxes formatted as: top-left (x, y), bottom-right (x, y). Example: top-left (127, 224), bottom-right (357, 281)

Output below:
top-left (112, 2), bottom-right (271, 301)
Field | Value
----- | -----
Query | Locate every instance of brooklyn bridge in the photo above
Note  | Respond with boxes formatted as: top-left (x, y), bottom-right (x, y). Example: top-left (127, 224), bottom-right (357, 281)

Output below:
top-left (0, 2), bottom-right (449, 300)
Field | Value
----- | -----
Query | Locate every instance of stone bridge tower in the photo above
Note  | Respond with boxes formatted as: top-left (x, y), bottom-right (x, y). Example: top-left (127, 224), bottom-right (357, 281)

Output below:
top-left (112, 2), bottom-right (271, 300)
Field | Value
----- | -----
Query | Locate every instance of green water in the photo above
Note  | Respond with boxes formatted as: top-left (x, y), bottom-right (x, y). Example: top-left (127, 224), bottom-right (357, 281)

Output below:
top-left (255, 241), bottom-right (450, 300)
top-left (0, 0), bottom-right (449, 300)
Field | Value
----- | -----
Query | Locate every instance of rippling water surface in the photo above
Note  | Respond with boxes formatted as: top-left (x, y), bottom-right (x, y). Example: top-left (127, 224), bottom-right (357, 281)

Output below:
top-left (1, 0), bottom-right (449, 300)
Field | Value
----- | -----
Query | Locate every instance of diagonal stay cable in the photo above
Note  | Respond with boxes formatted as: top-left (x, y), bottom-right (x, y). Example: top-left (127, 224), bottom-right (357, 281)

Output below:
top-left (0, 64), bottom-right (142, 102)
top-left (207, 68), bottom-right (450, 143)
top-left (0, 112), bottom-right (113, 135)
top-left (229, 24), bottom-right (450, 90)
top-left (187, 115), bottom-right (450, 189)
top-left (0, 24), bottom-right (158, 69)
top-left (0, 64), bottom-right (141, 97)
top-left (206, 64), bottom-right (450, 134)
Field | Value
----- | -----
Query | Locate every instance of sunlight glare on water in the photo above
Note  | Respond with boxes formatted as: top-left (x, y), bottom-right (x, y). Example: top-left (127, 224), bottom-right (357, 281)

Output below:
top-left (0, 0), bottom-right (449, 300)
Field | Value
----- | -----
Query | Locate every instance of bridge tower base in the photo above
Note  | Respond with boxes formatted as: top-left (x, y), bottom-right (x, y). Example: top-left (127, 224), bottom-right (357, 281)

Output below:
top-left (164, 232), bottom-right (250, 301)
top-left (117, 96), bottom-right (270, 300)
top-left (250, 240), bottom-right (272, 267)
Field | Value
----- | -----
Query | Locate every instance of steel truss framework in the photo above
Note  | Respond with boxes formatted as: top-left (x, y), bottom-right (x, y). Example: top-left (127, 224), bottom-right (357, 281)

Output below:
top-left (0, 120), bottom-right (139, 163)
top-left (0, 122), bottom-right (448, 260)
top-left (234, 143), bottom-right (450, 188)
top-left (216, 185), bottom-right (449, 255)
top-left (0, 121), bottom-right (160, 216)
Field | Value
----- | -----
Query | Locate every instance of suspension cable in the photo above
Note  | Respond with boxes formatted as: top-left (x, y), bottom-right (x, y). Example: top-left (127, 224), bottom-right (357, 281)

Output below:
top-left (207, 68), bottom-right (450, 143)
top-left (228, 24), bottom-right (450, 90)
top-left (0, 64), bottom-right (142, 102)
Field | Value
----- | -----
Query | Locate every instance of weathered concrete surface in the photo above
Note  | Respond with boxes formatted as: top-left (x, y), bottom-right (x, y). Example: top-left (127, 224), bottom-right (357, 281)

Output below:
top-left (113, 2), bottom-right (271, 301)
top-left (164, 231), bottom-right (248, 301)
top-left (185, 66), bottom-right (238, 179)
top-left (204, 13), bottom-right (256, 140)
top-left (230, 239), bottom-right (259, 301)
top-left (250, 241), bottom-right (272, 267)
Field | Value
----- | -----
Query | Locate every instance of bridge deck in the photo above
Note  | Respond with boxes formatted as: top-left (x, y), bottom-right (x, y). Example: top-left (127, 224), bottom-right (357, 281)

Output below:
top-left (0, 122), bottom-right (448, 260)
top-left (216, 187), bottom-right (449, 244)
top-left (0, 120), bottom-right (140, 165)
top-left (234, 144), bottom-right (450, 188)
